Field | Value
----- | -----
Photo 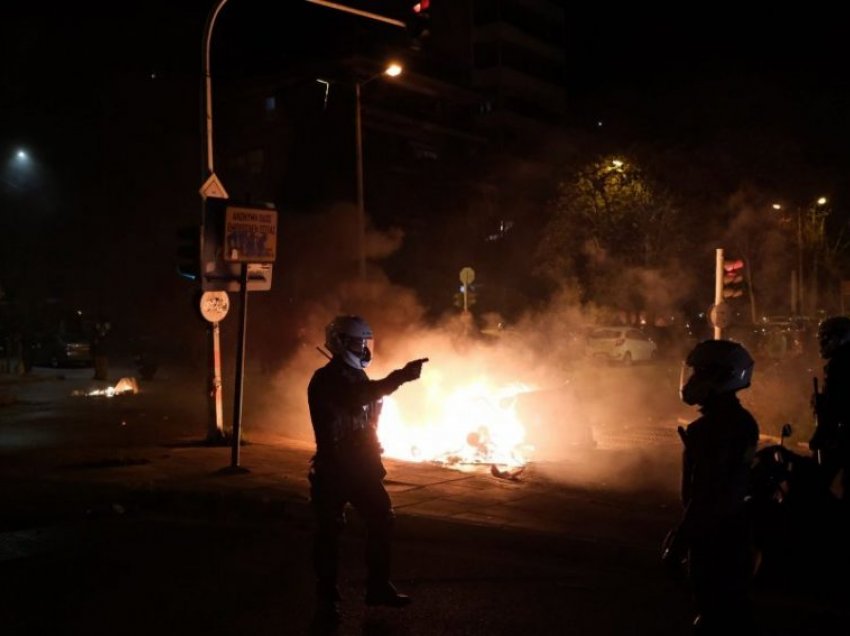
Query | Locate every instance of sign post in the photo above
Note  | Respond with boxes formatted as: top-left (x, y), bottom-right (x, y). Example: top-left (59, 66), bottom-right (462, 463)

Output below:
top-left (199, 291), bottom-right (230, 440)
top-left (459, 267), bottom-right (475, 313)
top-left (222, 205), bottom-right (278, 470)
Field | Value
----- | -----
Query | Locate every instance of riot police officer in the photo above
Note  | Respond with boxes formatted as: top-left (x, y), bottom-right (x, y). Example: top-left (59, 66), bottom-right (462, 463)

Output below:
top-left (810, 315), bottom-right (850, 499)
top-left (308, 315), bottom-right (427, 623)
top-left (678, 339), bottom-right (760, 634)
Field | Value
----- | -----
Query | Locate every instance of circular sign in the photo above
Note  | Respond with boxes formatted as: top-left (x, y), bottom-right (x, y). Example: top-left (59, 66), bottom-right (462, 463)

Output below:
top-left (459, 267), bottom-right (475, 286)
top-left (709, 302), bottom-right (732, 329)
top-left (199, 291), bottom-right (230, 323)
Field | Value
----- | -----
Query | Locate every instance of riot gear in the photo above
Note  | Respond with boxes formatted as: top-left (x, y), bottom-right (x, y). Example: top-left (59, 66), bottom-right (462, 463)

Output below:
top-left (817, 316), bottom-right (850, 360)
top-left (680, 340), bottom-right (754, 406)
top-left (325, 314), bottom-right (374, 369)
top-left (309, 316), bottom-right (427, 622)
top-left (677, 340), bottom-right (760, 633)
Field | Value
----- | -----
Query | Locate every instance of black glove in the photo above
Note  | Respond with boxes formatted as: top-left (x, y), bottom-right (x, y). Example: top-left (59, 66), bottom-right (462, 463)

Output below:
top-left (398, 358), bottom-right (429, 383)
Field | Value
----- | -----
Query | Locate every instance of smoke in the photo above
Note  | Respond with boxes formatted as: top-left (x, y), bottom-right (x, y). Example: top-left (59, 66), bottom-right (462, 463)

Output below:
top-left (247, 260), bottom-right (689, 496)
top-left (240, 191), bottom-right (816, 500)
top-left (723, 188), bottom-right (795, 317)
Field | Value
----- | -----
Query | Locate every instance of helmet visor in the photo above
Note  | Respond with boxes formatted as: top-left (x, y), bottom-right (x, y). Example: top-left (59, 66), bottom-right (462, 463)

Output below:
top-left (346, 336), bottom-right (374, 367)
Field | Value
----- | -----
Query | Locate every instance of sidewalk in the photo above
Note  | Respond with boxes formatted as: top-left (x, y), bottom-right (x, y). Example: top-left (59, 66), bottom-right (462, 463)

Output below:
top-left (1, 365), bottom-right (679, 553)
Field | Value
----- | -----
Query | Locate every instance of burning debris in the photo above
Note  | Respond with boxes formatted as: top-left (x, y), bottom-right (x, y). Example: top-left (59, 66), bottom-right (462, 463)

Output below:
top-left (73, 377), bottom-right (139, 398)
top-left (378, 379), bottom-right (534, 471)
top-left (490, 464), bottom-right (526, 481)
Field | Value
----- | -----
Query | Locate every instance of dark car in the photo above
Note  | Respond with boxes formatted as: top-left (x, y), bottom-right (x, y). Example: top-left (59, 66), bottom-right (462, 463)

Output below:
top-left (30, 333), bottom-right (93, 368)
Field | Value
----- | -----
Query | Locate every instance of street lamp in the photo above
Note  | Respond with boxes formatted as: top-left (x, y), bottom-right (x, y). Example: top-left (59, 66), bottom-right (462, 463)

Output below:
top-left (774, 196), bottom-right (829, 316)
top-left (354, 62), bottom-right (403, 277)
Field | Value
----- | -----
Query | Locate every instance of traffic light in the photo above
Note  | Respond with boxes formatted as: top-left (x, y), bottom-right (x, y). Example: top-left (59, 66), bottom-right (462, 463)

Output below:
top-left (723, 258), bottom-right (746, 299)
top-left (408, 0), bottom-right (431, 47)
top-left (177, 225), bottom-right (202, 282)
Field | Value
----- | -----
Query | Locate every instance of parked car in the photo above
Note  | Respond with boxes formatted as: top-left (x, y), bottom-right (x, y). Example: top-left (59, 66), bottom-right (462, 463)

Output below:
top-left (29, 333), bottom-right (93, 368)
top-left (585, 327), bottom-right (658, 364)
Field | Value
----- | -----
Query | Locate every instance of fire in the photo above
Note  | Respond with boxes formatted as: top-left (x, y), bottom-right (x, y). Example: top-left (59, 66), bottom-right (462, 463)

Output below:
top-left (378, 378), bottom-right (533, 470)
top-left (73, 377), bottom-right (139, 398)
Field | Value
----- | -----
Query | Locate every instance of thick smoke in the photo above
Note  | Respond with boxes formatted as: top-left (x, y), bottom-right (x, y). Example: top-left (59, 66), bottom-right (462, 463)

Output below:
top-left (241, 196), bottom-right (819, 499)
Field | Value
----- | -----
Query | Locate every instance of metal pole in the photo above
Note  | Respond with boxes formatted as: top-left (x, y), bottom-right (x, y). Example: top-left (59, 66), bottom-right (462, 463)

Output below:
top-left (355, 81), bottom-right (366, 277)
top-left (203, 0), bottom-right (230, 176)
top-left (797, 209), bottom-right (805, 316)
top-left (202, 0), bottom-right (229, 443)
top-left (231, 264), bottom-right (249, 469)
top-left (208, 321), bottom-right (224, 439)
top-left (715, 248), bottom-right (724, 340)
top-left (305, 0), bottom-right (407, 27)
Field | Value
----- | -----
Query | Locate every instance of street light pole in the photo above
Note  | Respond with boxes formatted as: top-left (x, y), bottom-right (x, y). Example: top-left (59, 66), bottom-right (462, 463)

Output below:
top-left (201, 0), bottom-right (230, 443)
top-left (355, 80), bottom-right (366, 277)
top-left (797, 208), bottom-right (804, 316)
top-left (203, 0), bottom-right (230, 177)
top-left (352, 63), bottom-right (402, 277)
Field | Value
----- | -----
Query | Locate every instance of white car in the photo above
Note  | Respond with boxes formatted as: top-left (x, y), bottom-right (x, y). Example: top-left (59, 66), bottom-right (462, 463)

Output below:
top-left (585, 327), bottom-right (658, 364)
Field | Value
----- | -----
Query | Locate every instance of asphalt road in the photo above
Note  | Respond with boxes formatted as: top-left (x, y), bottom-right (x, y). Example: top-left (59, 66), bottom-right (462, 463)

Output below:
top-left (0, 363), bottom-right (846, 635)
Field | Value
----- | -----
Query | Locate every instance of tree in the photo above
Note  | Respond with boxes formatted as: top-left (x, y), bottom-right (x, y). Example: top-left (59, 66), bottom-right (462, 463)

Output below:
top-left (535, 154), bottom-right (688, 319)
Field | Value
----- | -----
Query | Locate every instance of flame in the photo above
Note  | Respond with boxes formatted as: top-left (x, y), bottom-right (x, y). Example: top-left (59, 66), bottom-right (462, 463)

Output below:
top-left (74, 377), bottom-right (139, 398)
top-left (378, 377), bottom-right (533, 470)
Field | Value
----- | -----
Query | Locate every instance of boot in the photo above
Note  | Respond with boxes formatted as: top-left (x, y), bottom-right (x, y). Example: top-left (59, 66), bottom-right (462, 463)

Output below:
top-left (313, 598), bottom-right (341, 627)
top-left (365, 581), bottom-right (412, 607)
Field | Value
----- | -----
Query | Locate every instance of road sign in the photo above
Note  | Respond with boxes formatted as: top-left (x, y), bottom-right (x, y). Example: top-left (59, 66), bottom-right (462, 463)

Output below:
top-left (459, 267), bottom-right (475, 286)
top-left (199, 291), bottom-right (230, 323)
top-left (199, 173), bottom-right (229, 200)
top-left (709, 302), bottom-right (732, 329)
top-left (224, 206), bottom-right (277, 263)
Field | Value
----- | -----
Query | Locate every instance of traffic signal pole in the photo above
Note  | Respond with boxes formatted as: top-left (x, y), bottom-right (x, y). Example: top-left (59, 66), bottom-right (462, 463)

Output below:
top-left (715, 248), bottom-right (724, 339)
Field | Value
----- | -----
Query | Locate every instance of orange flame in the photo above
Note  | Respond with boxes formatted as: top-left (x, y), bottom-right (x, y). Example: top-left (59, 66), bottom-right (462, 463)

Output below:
top-left (378, 377), bottom-right (533, 469)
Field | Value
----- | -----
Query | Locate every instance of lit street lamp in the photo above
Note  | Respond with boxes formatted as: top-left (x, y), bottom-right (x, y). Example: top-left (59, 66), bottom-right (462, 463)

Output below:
top-left (355, 62), bottom-right (403, 277)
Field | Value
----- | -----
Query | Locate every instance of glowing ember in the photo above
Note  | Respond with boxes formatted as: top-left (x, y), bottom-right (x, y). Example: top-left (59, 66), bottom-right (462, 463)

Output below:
top-left (378, 379), bottom-right (533, 469)
top-left (73, 377), bottom-right (139, 398)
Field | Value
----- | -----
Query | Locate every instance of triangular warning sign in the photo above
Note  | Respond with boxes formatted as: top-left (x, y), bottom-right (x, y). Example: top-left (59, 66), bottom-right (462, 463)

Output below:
top-left (199, 173), bottom-right (229, 199)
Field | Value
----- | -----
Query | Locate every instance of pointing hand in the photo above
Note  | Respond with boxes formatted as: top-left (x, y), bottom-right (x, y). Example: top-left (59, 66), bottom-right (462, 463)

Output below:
top-left (400, 358), bottom-right (429, 382)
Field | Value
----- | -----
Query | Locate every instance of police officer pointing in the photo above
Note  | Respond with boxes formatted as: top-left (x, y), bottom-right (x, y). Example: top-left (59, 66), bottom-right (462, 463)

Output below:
top-left (308, 315), bottom-right (427, 623)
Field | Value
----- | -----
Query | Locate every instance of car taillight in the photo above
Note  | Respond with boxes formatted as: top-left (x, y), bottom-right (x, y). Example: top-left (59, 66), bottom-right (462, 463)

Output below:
top-left (615, 338), bottom-right (625, 347)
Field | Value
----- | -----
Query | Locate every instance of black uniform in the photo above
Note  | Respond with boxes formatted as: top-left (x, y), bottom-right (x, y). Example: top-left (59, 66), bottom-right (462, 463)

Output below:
top-left (681, 393), bottom-right (759, 633)
top-left (811, 345), bottom-right (850, 494)
top-left (307, 356), bottom-right (413, 603)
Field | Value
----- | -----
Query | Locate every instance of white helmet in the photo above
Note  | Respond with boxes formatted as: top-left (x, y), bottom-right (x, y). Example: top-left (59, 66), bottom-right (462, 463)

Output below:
top-left (325, 315), bottom-right (374, 369)
top-left (680, 339), bottom-right (754, 406)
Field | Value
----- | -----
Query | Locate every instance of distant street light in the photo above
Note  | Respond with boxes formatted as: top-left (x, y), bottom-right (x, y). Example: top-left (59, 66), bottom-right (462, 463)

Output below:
top-left (355, 62), bottom-right (403, 277)
top-left (15, 149), bottom-right (28, 162)
top-left (783, 195), bottom-right (830, 316)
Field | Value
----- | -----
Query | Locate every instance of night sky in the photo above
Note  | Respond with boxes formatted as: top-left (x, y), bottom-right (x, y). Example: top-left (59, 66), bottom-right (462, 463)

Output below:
top-left (2, 2), bottom-right (848, 349)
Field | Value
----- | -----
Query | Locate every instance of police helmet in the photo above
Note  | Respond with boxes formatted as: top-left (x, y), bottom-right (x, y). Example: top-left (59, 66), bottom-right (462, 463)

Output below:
top-left (325, 315), bottom-right (374, 369)
top-left (680, 339), bottom-right (754, 406)
top-left (817, 316), bottom-right (850, 359)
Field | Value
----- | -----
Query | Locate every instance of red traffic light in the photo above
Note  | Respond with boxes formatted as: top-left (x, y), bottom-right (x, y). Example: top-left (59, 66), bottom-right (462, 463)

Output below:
top-left (412, 0), bottom-right (430, 13)
top-left (722, 257), bottom-right (745, 298)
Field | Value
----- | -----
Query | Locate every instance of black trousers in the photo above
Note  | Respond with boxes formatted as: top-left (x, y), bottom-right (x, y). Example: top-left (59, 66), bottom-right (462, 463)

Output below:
top-left (309, 464), bottom-right (394, 600)
top-left (688, 513), bottom-right (753, 632)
